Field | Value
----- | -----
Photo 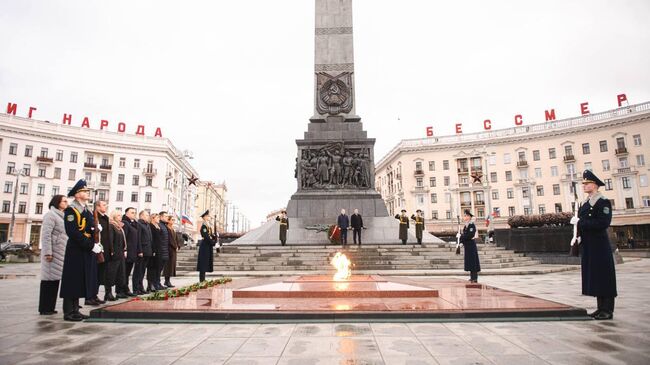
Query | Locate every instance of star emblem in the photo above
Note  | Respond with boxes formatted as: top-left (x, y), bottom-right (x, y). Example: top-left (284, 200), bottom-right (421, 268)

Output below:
top-left (187, 174), bottom-right (199, 186)
top-left (471, 172), bottom-right (483, 183)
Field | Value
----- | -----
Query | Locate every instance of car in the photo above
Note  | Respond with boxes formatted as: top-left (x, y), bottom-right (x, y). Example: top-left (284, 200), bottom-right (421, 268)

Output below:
top-left (0, 242), bottom-right (32, 261)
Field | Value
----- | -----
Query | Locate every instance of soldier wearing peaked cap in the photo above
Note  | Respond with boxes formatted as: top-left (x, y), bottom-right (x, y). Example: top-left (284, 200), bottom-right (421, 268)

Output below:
top-left (458, 209), bottom-right (480, 283)
top-left (571, 170), bottom-right (617, 320)
top-left (275, 210), bottom-right (289, 246)
top-left (394, 209), bottom-right (409, 245)
top-left (197, 210), bottom-right (215, 282)
top-left (411, 209), bottom-right (425, 244)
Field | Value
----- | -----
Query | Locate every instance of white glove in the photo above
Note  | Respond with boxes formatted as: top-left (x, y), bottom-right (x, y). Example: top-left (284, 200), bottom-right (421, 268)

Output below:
top-left (456, 233), bottom-right (461, 238)
top-left (97, 223), bottom-right (102, 232)
top-left (570, 217), bottom-right (579, 225)
top-left (92, 243), bottom-right (102, 254)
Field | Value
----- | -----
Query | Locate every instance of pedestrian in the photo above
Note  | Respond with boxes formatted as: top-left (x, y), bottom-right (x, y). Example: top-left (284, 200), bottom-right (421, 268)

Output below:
top-left (157, 211), bottom-right (171, 289)
top-left (119, 207), bottom-right (139, 297)
top-left (571, 170), bottom-right (617, 320)
top-left (95, 200), bottom-right (115, 301)
top-left (351, 208), bottom-right (364, 245)
top-left (627, 236), bottom-right (635, 249)
top-left (275, 210), bottom-right (289, 246)
top-left (337, 209), bottom-right (350, 245)
top-left (60, 179), bottom-right (102, 321)
top-left (197, 210), bottom-right (215, 282)
top-left (105, 211), bottom-right (126, 299)
top-left (458, 209), bottom-right (480, 283)
top-left (136, 210), bottom-right (153, 294)
top-left (148, 213), bottom-right (163, 291)
top-left (411, 209), bottom-right (425, 244)
top-left (395, 209), bottom-right (409, 244)
top-left (38, 194), bottom-right (68, 315)
top-left (163, 216), bottom-right (180, 288)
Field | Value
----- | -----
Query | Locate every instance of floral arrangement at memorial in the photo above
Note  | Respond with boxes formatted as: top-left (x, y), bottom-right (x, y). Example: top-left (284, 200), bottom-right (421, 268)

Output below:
top-left (140, 277), bottom-right (232, 301)
top-left (327, 225), bottom-right (342, 245)
top-left (507, 212), bottom-right (573, 228)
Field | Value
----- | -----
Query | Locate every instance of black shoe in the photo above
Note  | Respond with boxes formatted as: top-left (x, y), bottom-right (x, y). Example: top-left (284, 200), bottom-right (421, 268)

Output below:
top-left (77, 312), bottom-right (90, 320)
top-left (164, 282), bottom-right (174, 288)
top-left (39, 311), bottom-right (58, 315)
top-left (64, 313), bottom-right (84, 322)
top-left (116, 293), bottom-right (128, 299)
top-left (593, 311), bottom-right (613, 320)
top-left (84, 299), bottom-right (100, 306)
top-left (94, 296), bottom-right (106, 304)
top-left (104, 293), bottom-right (117, 302)
top-left (125, 292), bottom-right (136, 297)
top-left (589, 309), bottom-right (602, 318)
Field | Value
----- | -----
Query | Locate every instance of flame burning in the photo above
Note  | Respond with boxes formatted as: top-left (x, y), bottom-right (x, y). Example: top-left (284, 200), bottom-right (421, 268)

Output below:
top-left (330, 252), bottom-right (351, 281)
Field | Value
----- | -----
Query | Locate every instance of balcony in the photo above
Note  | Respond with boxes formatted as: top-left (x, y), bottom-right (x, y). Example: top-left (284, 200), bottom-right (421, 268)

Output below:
top-left (460, 201), bottom-right (471, 206)
top-left (563, 155), bottom-right (575, 162)
top-left (516, 160), bottom-right (528, 168)
top-left (475, 200), bottom-right (485, 206)
top-left (99, 164), bottom-right (112, 170)
top-left (457, 167), bottom-right (469, 173)
top-left (615, 147), bottom-right (628, 155)
top-left (471, 166), bottom-right (483, 172)
top-left (613, 167), bottom-right (637, 176)
top-left (36, 156), bottom-right (53, 164)
top-left (410, 186), bottom-right (429, 193)
top-left (414, 169), bottom-right (424, 176)
top-left (143, 168), bottom-right (157, 176)
top-left (84, 162), bottom-right (97, 169)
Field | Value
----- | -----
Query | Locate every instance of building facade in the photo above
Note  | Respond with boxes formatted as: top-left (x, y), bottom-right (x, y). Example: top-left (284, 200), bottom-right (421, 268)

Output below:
top-left (375, 102), bottom-right (650, 242)
top-left (194, 180), bottom-right (228, 236)
top-left (0, 113), bottom-right (199, 245)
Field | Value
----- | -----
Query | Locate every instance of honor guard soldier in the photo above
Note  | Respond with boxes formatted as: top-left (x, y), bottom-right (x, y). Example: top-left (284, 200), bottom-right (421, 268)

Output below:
top-left (197, 210), bottom-right (215, 282)
top-left (571, 170), bottom-right (617, 320)
top-left (458, 209), bottom-right (480, 283)
top-left (59, 179), bottom-right (103, 321)
top-left (411, 210), bottom-right (425, 244)
top-left (394, 209), bottom-right (410, 244)
top-left (275, 210), bottom-right (289, 246)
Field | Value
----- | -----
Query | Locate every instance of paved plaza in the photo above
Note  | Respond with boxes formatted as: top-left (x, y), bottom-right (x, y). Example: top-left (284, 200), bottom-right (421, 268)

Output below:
top-left (0, 259), bottom-right (649, 365)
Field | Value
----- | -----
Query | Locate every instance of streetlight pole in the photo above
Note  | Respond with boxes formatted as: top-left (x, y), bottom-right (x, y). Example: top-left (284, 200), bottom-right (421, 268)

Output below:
top-left (8, 170), bottom-right (25, 243)
top-left (231, 205), bottom-right (237, 233)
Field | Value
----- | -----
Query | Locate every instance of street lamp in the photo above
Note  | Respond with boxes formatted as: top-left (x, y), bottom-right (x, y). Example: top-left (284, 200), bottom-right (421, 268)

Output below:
top-left (8, 169), bottom-right (26, 243)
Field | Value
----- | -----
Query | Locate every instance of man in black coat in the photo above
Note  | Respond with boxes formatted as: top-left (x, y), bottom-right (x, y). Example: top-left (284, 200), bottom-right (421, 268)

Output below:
top-left (337, 209), bottom-right (350, 245)
top-left (60, 179), bottom-right (100, 321)
top-left (135, 210), bottom-right (152, 295)
top-left (157, 211), bottom-right (170, 290)
top-left (95, 200), bottom-right (115, 301)
top-left (119, 207), bottom-right (140, 297)
top-left (350, 209), bottom-right (364, 245)
top-left (571, 170), bottom-right (617, 320)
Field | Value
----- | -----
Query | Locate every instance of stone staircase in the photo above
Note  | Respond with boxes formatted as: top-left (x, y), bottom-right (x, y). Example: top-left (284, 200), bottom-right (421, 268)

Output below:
top-left (175, 243), bottom-right (540, 273)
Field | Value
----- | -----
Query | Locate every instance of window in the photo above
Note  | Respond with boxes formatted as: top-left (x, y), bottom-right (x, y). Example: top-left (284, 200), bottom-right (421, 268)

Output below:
top-left (553, 184), bottom-right (560, 195)
top-left (444, 193), bottom-right (451, 203)
top-left (20, 183), bottom-right (28, 194)
top-left (432, 211), bottom-right (438, 220)
top-left (444, 176), bottom-right (449, 186)
top-left (533, 150), bottom-right (540, 161)
top-left (118, 174), bottom-right (125, 185)
top-left (519, 169), bottom-right (528, 179)
top-left (640, 175), bottom-right (648, 187)
top-left (609, 199), bottom-right (616, 209)
top-left (40, 148), bottom-right (48, 158)
top-left (492, 190), bottom-right (499, 200)
top-left (605, 178), bottom-right (613, 191)
top-left (18, 202), bottom-right (26, 214)
top-left (524, 207), bottom-right (532, 215)
top-left (445, 210), bottom-right (451, 219)
top-left (131, 192), bottom-right (138, 202)
top-left (624, 197), bottom-right (634, 209)
top-left (622, 177), bottom-right (631, 189)
top-left (602, 160), bottom-right (610, 171)
top-left (508, 206), bottom-right (516, 216)
top-left (551, 166), bottom-right (558, 177)
top-left (85, 172), bottom-right (92, 182)
top-left (642, 196), bottom-right (650, 207)
top-left (599, 140), bottom-right (608, 152)
top-left (518, 151), bottom-right (526, 162)
top-left (534, 168), bottom-right (542, 178)
top-left (3, 182), bottom-right (12, 193)
top-left (23, 164), bottom-right (31, 176)
top-left (488, 155), bottom-right (496, 166)
top-left (9, 143), bottom-right (17, 155)
top-left (636, 155), bottom-right (645, 166)
top-left (417, 194), bottom-right (425, 205)
top-left (549, 148), bottom-right (556, 159)
top-left (98, 190), bottom-right (106, 201)
top-left (56, 150), bottom-right (63, 161)
top-left (132, 175), bottom-right (140, 186)
top-left (68, 169), bottom-right (76, 181)
top-left (38, 168), bottom-right (46, 177)
top-left (145, 177), bottom-right (153, 187)
top-left (133, 159), bottom-right (140, 169)
top-left (429, 177), bottom-right (436, 187)
top-left (24, 145), bottom-right (33, 157)
top-left (6, 162), bottom-right (15, 175)
top-left (584, 162), bottom-right (592, 171)
top-left (145, 192), bottom-right (152, 203)
top-left (619, 157), bottom-right (628, 168)
top-left (119, 158), bottom-right (126, 168)
top-left (100, 173), bottom-right (108, 183)
top-left (581, 143), bottom-right (590, 155)
top-left (555, 203), bottom-right (562, 213)
top-left (633, 134), bottom-right (642, 146)
top-left (86, 155), bottom-right (94, 165)
top-left (443, 160), bottom-right (449, 170)
top-left (504, 153), bottom-right (511, 164)
top-left (70, 152), bottom-right (78, 163)
top-left (505, 171), bottom-right (512, 181)
top-left (522, 187), bottom-right (530, 198)
top-left (52, 186), bottom-right (60, 196)
top-left (50, 167), bottom-right (60, 180)
top-left (101, 157), bottom-right (109, 167)
top-left (616, 137), bottom-right (626, 149)
top-left (416, 177), bottom-right (423, 187)
top-left (37, 184), bottom-right (45, 196)
top-left (490, 172), bottom-right (497, 183)
top-left (538, 204), bottom-right (546, 214)
top-left (36, 203), bottom-right (43, 214)
top-left (116, 191), bottom-right (124, 202)
top-left (2, 201), bottom-right (10, 213)
top-left (536, 185), bottom-right (544, 196)
top-left (415, 161), bottom-right (422, 171)
top-left (428, 161), bottom-right (435, 171)
top-left (564, 145), bottom-right (573, 157)
top-left (507, 188), bottom-right (514, 199)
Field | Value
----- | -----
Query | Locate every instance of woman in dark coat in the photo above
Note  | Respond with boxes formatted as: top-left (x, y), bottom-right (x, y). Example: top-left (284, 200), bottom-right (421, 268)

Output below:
top-left (197, 210), bottom-right (215, 282)
top-left (105, 211), bottom-right (126, 298)
top-left (163, 216), bottom-right (180, 287)
top-left (148, 214), bottom-right (165, 291)
top-left (458, 209), bottom-right (480, 283)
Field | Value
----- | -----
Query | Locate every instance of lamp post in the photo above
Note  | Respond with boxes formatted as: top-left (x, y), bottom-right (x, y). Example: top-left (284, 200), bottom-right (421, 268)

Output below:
top-left (8, 169), bottom-right (26, 243)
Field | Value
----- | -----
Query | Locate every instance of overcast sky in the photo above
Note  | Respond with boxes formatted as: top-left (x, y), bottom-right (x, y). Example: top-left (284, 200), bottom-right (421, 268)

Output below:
top-left (1, 0), bottom-right (649, 227)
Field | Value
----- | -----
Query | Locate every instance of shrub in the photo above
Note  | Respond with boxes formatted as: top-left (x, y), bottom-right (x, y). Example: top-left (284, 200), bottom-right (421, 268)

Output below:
top-left (507, 212), bottom-right (573, 228)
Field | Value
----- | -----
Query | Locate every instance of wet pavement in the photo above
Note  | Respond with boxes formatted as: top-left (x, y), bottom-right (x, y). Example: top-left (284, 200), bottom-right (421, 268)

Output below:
top-left (0, 260), bottom-right (649, 364)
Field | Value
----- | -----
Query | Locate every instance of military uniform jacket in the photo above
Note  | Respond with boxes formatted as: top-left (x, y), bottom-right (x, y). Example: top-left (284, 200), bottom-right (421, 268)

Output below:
top-left (461, 221), bottom-right (481, 272)
top-left (197, 222), bottom-right (215, 272)
top-left (411, 215), bottom-right (425, 239)
top-left (275, 216), bottom-right (289, 241)
top-left (578, 193), bottom-right (617, 297)
top-left (395, 214), bottom-right (410, 240)
top-left (60, 201), bottom-right (95, 299)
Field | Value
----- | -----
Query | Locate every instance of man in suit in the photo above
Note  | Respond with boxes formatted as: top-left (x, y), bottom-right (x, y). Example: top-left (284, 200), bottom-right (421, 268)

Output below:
top-left (350, 209), bottom-right (364, 245)
top-left (337, 209), bottom-right (350, 245)
top-left (119, 207), bottom-right (139, 297)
